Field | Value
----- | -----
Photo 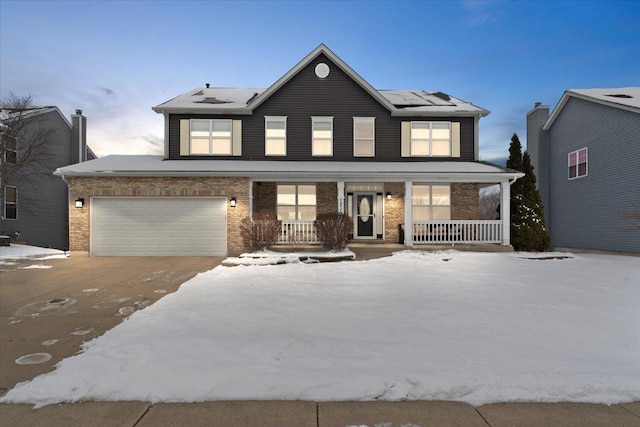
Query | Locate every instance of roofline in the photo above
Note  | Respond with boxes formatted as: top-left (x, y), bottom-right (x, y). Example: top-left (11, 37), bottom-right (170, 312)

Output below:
top-left (391, 110), bottom-right (489, 118)
top-left (543, 89), bottom-right (640, 130)
top-left (152, 106), bottom-right (254, 115)
top-left (151, 45), bottom-right (490, 117)
top-left (54, 157), bottom-right (523, 182)
top-left (152, 107), bottom-right (488, 118)
top-left (54, 169), bottom-right (522, 182)
top-left (1, 106), bottom-right (73, 128)
top-left (247, 44), bottom-right (398, 113)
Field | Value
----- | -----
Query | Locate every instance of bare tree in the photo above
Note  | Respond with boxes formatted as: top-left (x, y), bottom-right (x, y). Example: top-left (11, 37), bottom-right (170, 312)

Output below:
top-left (479, 185), bottom-right (501, 220)
top-left (1, 93), bottom-right (58, 213)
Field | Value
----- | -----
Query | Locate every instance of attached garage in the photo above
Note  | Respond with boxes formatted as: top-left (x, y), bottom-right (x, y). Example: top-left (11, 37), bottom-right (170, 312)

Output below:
top-left (91, 197), bottom-right (227, 256)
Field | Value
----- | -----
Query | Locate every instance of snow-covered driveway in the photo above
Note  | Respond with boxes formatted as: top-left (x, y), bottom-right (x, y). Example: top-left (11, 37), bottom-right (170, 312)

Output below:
top-left (2, 251), bottom-right (639, 407)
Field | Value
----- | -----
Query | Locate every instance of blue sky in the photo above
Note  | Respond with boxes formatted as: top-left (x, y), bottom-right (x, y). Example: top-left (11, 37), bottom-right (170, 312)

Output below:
top-left (1, 0), bottom-right (638, 161)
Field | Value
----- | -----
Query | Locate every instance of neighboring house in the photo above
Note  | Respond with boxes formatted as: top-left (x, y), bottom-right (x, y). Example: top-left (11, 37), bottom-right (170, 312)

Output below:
top-left (55, 44), bottom-right (522, 257)
top-left (527, 87), bottom-right (640, 254)
top-left (0, 107), bottom-right (95, 250)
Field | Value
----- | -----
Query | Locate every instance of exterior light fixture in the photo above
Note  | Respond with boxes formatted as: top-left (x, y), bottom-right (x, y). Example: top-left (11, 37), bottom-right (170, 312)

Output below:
top-left (386, 192), bottom-right (392, 200)
top-left (75, 198), bottom-right (85, 208)
top-left (230, 197), bottom-right (237, 207)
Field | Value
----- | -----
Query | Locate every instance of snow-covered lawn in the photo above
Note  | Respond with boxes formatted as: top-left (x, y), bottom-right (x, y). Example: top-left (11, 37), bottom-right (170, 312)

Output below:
top-left (2, 251), bottom-right (639, 407)
top-left (0, 244), bottom-right (67, 260)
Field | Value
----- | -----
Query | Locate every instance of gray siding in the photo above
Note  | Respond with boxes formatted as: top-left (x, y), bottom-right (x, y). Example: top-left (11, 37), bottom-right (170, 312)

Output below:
top-left (526, 105), bottom-right (550, 224)
top-left (1, 110), bottom-right (72, 250)
top-left (168, 53), bottom-right (476, 161)
top-left (547, 97), bottom-right (640, 253)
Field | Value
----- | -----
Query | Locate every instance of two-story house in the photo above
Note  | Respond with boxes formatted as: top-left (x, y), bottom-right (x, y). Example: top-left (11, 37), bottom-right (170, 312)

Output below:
top-left (55, 44), bottom-right (522, 256)
top-left (1, 107), bottom-right (95, 250)
top-left (527, 87), bottom-right (640, 254)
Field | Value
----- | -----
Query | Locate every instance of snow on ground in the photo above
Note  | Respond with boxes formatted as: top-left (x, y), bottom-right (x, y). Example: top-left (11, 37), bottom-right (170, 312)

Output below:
top-left (223, 248), bottom-right (355, 265)
top-left (0, 244), bottom-right (67, 260)
top-left (1, 250), bottom-right (639, 408)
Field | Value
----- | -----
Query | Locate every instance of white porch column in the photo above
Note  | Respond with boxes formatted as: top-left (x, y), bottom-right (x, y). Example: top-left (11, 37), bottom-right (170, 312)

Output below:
top-left (404, 181), bottom-right (413, 247)
top-left (337, 181), bottom-right (345, 213)
top-left (500, 180), bottom-right (510, 246)
top-left (248, 179), bottom-right (253, 217)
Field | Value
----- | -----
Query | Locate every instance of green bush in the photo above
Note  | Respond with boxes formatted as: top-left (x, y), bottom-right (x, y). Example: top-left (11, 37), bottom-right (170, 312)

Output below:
top-left (239, 214), bottom-right (282, 252)
top-left (315, 212), bottom-right (353, 250)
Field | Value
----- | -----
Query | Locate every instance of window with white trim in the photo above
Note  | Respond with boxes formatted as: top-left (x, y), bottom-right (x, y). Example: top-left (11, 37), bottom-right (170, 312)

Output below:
top-left (3, 136), bottom-right (17, 164)
top-left (277, 184), bottom-right (316, 220)
top-left (411, 122), bottom-right (451, 156)
top-left (312, 117), bottom-right (333, 156)
top-left (190, 119), bottom-right (232, 155)
top-left (568, 148), bottom-right (588, 179)
top-left (265, 116), bottom-right (286, 156)
top-left (3, 186), bottom-right (17, 220)
top-left (412, 184), bottom-right (450, 220)
top-left (353, 117), bottom-right (375, 157)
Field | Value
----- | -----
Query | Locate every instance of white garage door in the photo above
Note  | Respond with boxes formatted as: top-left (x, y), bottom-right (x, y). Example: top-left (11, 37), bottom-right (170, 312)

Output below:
top-left (91, 197), bottom-right (227, 256)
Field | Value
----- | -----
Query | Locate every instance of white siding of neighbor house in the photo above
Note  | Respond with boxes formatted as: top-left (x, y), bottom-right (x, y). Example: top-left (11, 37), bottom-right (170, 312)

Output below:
top-left (547, 97), bottom-right (640, 253)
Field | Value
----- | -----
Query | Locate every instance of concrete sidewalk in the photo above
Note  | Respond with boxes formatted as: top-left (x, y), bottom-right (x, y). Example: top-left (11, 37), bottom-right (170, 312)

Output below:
top-left (1, 249), bottom-right (638, 427)
top-left (1, 400), bottom-right (639, 426)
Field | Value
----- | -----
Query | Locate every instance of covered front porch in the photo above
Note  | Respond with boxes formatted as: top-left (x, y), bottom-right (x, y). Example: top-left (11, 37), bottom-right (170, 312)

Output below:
top-left (248, 179), bottom-right (516, 247)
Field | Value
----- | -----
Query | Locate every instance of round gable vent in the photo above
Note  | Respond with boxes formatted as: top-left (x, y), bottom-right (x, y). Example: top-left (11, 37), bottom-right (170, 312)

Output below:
top-left (315, 63), bottom-right (330, 79)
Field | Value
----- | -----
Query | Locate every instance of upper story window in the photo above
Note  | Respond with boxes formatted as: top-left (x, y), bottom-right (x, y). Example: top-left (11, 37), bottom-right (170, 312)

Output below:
top-left (3, 136), bottom-right (17, 164)
top-left (312, 117), bottom-right (333, 156)
top-left (568, 148), bottom-right (588, 179)
top-left (190, 119), bottom-right (232, 155)
top-left (265, 116), bottom-right (287, 156)
top-left (3, 186), bottom-right (17, 220)
top-left (412, 184), bottom-right (450, 220)
top-left (411, 122), bottom-right (451, 156)
top-left (353, 117), bottom-right (375, 157)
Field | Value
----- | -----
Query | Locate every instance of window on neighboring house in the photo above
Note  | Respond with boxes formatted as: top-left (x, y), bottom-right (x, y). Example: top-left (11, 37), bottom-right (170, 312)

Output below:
top-left (411, 122), bottom-right (451, 156)
top-left (353, 117), bottom-right (375, 157)
top-left (190, 119), bottom-right (232, 155)
top-left (277, 184), bottom-right (316, 220)
top-left (265, 116), bottom-right (287, 156)
top-left (412, 184), bottom-right (450, 220)
top-left (568, 148), bottom-right (588, 179)
top-left (312, 117), bottom-right (333, 156)
top-left (3, 186), bottom-right (17, 220)
top-left (3, 136), bottom-right (17, 164)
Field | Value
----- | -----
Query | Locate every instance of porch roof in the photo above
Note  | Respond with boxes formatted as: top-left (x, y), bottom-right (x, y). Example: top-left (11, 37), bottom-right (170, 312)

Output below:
top-left (55, 155), bottom-right (523, 183)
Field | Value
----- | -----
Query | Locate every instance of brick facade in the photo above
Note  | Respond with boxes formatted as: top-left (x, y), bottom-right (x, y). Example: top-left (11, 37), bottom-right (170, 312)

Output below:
top-left (68, 176), bottom-right (249, 254)
top-left (69, 178), bottom-right (483, 256)
top-left (451, 183), bottom-right (480, 220)
top-left (384, 182), bottom-right (406, 244)
top-left (316, 182), bottom-right (338, 215)
top-left (253, 182), bottom-right (276, 216)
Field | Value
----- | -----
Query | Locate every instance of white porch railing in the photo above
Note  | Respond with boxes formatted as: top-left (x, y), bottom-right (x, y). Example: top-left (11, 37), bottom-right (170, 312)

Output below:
top-left (277, 220), bottom-right (320, 244)
top-left (412, 220), bottom-right (502, 244)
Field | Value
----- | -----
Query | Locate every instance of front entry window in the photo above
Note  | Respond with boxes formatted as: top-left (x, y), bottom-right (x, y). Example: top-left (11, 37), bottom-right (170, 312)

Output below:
top-left (277, 184), bottom-right (316, 220)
